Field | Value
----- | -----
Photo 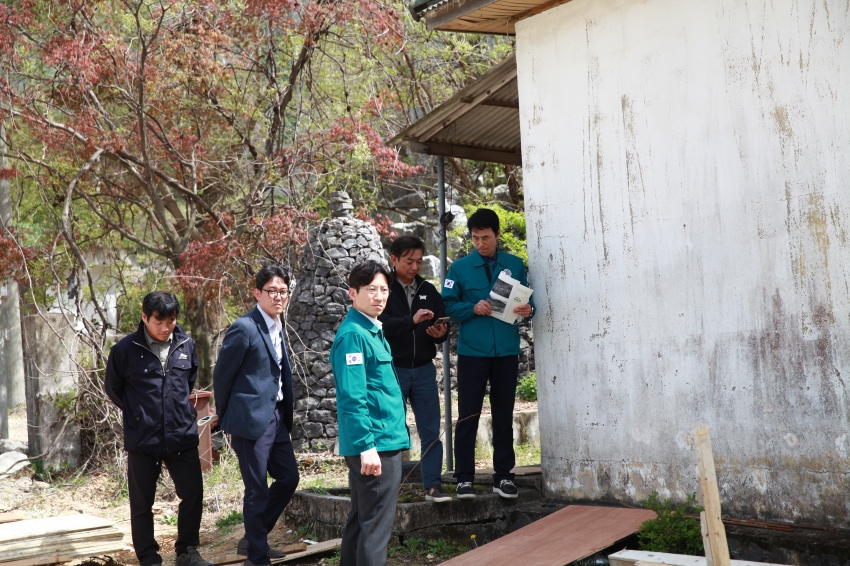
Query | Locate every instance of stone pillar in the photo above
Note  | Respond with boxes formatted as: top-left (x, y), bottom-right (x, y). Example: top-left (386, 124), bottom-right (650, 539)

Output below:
top-left (286, 192), bottom-right (386, 451)
top-left (22, 314), bottom-right (82, 468)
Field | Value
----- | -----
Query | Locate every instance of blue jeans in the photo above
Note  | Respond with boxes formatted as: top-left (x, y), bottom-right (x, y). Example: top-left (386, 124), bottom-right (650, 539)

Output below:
top-left (394, 362), bottom-right (443, 489)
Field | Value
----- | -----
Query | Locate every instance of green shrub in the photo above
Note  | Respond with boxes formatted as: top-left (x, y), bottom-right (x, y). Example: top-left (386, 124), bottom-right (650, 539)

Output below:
top-left (638, 491), bottom-right (704, 556)
top-left (517, 373), bottom-right (537, 401)
top-left (215, 510), bottom-right (243, 529)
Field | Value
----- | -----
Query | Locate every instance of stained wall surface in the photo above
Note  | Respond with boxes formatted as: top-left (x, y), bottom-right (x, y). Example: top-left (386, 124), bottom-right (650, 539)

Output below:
top-left (515, 0), bottom-right (850, 525)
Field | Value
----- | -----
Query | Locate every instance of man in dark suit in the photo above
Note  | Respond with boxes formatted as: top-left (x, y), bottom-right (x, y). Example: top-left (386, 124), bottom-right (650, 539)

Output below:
top-left (213, 265), bottom-right (299, 566)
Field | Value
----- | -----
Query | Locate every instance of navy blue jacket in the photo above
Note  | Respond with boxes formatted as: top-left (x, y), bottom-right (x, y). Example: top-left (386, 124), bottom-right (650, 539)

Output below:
top-left (104, 322), bottom-right (200, 453)
top-left (213, 307), bottom-right (294, 440)
top-left (378, 272), bottom-right (448, 368)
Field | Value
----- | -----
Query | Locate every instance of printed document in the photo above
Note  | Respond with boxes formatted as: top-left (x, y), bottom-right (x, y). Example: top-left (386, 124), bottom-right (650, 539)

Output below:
top-left (487, 271), bottom-right (533, 324)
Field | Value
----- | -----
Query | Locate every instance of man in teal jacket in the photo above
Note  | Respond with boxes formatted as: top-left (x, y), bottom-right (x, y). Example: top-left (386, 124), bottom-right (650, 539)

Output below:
top-left (330, 260), bottom-right (410, 566)
top-left (443, 208), bottom-right (535, 500)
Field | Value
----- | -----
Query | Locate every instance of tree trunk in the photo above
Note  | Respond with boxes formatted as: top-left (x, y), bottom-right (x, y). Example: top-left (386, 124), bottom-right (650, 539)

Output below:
top-left (184, 298), bottom-right (228, 389)
top-left (0, 125), bottom-right (25, 410)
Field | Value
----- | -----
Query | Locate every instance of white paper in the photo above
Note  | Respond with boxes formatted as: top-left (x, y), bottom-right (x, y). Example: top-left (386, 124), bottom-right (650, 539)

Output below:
top-left (488, 271), bottom-right (533, 324)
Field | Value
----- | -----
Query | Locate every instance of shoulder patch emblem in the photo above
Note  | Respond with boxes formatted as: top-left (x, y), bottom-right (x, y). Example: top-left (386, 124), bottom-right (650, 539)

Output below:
top-left (178, 353), bottom-right (189, 360)
top-left (345, 353), bottom-right (363, 365)
top-left (419, 295), bottom-right (427, 300)
top-left (444, 279), bottom-right (455, 289)
top-left (502, 269), bottom-right (511, 276)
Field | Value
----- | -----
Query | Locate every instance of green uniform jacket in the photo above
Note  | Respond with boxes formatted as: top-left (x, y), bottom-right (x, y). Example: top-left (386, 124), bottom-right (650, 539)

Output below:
top-left (330, 308), bottom-right (411, 456)
top-left (443, 249), bottom-right (535, 357)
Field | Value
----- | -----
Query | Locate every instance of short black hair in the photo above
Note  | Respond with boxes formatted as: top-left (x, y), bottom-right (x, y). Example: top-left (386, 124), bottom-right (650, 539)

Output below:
top-left (467, 208), bottom-right (500, 235)
top-left (348, 260), bottom-right (392, 291)
top-left (142, 291), bottom-right (180, 319)
top-left (390, 236), bottom-right (426, 259)
top-left (256, 264), bottom-right (291, 290)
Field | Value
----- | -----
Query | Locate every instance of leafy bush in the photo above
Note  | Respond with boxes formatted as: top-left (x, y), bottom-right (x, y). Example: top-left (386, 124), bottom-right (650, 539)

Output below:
top-left (517, 373), bottom-right (537, 401)
top-left (215, 510), bottom-right (243, 529)
top-left (638, 491), bottom-right (704, 556)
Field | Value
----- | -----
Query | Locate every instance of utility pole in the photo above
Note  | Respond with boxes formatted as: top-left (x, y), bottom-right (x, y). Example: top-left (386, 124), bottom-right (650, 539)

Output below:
top-left (0, 124), bottom-right (25, 431)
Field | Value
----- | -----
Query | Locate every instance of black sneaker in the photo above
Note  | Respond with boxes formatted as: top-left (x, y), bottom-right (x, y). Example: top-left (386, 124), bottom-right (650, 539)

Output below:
top-left (237, 537), bottom-right (286, 559)
top-left (176, 547), bottom-right (212, 566)
top-left (493, 479), bottom-right (518, 499)
top-left (425, 484), bottom-right (452, 503)
top-left (456, 481), bottom-right (476, 500)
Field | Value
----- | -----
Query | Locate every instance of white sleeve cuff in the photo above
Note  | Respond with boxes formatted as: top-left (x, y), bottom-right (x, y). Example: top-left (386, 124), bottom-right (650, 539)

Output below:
top-left (361, 447), bottom-right (378, 458)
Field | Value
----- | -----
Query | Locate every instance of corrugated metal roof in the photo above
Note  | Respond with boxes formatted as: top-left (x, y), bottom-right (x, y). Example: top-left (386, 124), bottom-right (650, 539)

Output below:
top-left (388, 53), bottom-right (521, 165)
top-left (410, 0), bottom-right (572, 35)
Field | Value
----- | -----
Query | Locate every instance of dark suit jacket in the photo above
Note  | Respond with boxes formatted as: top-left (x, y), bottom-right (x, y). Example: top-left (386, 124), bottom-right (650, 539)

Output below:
top-left (213, 307), bottom-right (293, 440)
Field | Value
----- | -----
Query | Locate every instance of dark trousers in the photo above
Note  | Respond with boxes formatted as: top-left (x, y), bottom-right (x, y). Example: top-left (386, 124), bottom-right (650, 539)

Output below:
top-left (394, 362), bottom-right (443, 489)
top-left (231, 404), bottom-right (300, 565)
top-left (127, 448), bottom-right (203, 566)
top-left (454, 355), bottom-right (519, 484)
top-left (341, 450), bottom-right (401, 566)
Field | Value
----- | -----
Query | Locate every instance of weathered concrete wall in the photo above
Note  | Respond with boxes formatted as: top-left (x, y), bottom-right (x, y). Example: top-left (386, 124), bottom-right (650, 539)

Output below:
top-left (515, 0), bottom-right (850, 526)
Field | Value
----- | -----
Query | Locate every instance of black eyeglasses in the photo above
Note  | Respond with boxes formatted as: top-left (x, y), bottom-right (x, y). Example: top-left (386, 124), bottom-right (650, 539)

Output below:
top-left (262, 288), bottom-right (289, 298)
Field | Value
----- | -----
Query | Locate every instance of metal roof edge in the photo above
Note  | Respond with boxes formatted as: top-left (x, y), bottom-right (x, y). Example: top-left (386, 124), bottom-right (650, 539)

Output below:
top-left (387, 52), bottom-right (517, 147)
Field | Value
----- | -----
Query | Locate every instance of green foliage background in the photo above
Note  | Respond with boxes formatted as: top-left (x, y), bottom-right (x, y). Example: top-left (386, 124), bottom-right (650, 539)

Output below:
top-left (638, 491), bottom-right (705, 556)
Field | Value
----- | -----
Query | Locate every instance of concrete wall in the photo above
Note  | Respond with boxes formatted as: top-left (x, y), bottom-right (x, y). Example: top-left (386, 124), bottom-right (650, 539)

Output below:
top-left (515, 0), bottom-right (850, 526)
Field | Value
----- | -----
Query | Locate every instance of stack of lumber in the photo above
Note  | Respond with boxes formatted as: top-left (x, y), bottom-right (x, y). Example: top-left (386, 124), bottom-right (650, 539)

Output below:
top-left (0, 514), bottom-right (127, 566)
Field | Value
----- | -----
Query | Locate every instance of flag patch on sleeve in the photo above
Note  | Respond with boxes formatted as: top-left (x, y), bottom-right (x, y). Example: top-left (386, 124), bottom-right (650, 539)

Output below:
top-left (346, 353), bottom-right (363, 365)
top-left (444, 279), bottom-right (455, 289)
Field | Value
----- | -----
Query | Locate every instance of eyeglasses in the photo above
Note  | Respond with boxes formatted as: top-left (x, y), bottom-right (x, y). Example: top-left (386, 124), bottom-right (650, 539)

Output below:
top-left (262, 288), bottom-right (289, 298)
top-left (364, 286), bottom-right (390, 296)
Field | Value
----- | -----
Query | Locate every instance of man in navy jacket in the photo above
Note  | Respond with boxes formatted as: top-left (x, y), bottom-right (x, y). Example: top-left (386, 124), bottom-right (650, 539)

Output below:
top-left (105, 292), bottom-right (210, 566)
top-left (213, 265), bottom-right (299, 566)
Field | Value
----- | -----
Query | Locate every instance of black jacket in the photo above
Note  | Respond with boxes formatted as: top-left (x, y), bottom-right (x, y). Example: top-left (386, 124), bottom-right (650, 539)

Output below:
top-left (379, 272), bottom-right (448, 368)
top-left (104, 322), bottom-right (200, 453)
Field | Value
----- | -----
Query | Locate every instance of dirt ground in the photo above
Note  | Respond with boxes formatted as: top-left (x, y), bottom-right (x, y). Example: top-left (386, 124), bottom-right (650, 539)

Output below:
top-left (2, 405), bottom-right (511, 566)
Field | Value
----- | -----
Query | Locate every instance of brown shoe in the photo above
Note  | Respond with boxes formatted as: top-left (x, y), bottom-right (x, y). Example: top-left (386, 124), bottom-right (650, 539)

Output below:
top-left (426, 484), bottom-right (452, 503)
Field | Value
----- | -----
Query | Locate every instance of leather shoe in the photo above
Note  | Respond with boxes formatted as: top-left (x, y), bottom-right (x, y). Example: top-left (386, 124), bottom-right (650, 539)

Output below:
top-left (237, 538), bottom-right (286, 559)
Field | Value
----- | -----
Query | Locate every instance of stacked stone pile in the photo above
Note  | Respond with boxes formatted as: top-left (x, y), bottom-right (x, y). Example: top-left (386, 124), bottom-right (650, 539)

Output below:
top-left (286, 193), bottom-right (386, 451)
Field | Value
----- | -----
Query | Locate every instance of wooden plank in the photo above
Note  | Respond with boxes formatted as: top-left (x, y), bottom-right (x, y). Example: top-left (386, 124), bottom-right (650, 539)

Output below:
top-left (0, 515), bottom-right (114, 544)
top-left (0, 514), bottom-right (27, 525)
top-left (1, 541), bottom-right (129, 566)
top-left (0, 530), bottom-right (124, 560)
top-left (608, 550), bottom-right (789, 566)
top-left (700, 511), bottom-right (713, 566)
top-left (438, 505), bottom-right (655, 566)
top-left (693, 425), bottom-right (730, 566)
top-left (277, 539), bottom-right (341, 563)
top-left (210, 543), bottom-right (309, 565)
top-left (474, 465), bottom-right (541, 476)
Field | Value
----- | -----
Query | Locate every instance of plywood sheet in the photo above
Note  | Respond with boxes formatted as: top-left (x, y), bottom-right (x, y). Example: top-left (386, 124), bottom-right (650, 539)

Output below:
top-left (0, 515), bottom-right (115, 544)
top-left (438, 505), bottom-right (656, 566)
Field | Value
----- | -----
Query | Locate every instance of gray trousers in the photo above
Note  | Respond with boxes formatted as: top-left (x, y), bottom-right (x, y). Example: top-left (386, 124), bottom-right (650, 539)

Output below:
top-left (341, 450), bottom-right (401, 566)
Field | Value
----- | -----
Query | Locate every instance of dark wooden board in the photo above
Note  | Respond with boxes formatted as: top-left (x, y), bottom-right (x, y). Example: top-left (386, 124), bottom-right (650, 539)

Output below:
top-left (438, 505), bottom-right (656, 566)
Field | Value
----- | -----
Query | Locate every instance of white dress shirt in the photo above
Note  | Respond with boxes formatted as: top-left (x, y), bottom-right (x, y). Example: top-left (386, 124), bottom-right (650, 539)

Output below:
top-left (258, 307), bottom-right (284, 401)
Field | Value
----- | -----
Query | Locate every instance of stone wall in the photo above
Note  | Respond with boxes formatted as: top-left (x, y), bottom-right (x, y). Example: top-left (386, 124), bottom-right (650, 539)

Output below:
top-left (286, 201), bottom-right (386, 451)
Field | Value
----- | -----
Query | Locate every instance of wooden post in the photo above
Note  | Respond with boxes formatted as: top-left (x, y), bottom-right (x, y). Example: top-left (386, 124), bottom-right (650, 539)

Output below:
top-left (700, 511), bottom-right (714, 566)
top-left (693, 424), bottom-right (730, 566)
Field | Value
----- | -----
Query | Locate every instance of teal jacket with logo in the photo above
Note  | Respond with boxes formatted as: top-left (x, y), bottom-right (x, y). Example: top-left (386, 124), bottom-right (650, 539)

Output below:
top-left (443, 249), bottom-right (535, 357)
top-left (330, 308), bottom-right (411, 456)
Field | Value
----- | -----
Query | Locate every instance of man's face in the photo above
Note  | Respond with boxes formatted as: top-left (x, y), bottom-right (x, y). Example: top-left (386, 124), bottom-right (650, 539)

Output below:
top-left (471, 227), bottom-right (499, 258)
top-left (391, 249), bottom-right (423, 284)
top-left (253, 276), bottom-right (289, 318)
top-left (142, 312), bottom-right (177, 342)
top-left (348, 273), bottom-right (390, 318)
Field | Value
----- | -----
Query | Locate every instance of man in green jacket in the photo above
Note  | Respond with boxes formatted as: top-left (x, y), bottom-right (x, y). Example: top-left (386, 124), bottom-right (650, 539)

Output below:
top-left (443, 208), bottom-right (535, 500)
top-left (330, 260), bottom-right (410, 566)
